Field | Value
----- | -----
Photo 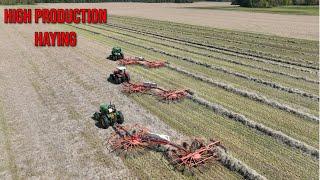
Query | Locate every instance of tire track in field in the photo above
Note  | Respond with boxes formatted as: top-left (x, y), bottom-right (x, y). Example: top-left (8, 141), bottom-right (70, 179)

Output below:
top-left (89, 24), bottom-right (318, 84)
top-left (187, 95), bottom-right (319, 159)
top-left (68, 24), bottom-right (319, 122)
top-left (101, 23), bottom-right (317, 74)
top-left (107, 23), bottom-right (318, 70)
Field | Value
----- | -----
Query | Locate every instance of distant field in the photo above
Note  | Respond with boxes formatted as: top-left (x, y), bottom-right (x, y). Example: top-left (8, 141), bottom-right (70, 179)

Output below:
top-left (187, 5), bottom-right (319, 16)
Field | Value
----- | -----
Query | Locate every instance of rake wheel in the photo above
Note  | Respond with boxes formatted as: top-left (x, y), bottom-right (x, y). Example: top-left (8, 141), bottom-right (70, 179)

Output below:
top-left (107, 125), bottom-right (150, 157)
top-left (122, 83), bottom-right (152, 94)
top-left (157, 89), bottom-right (189, 101)
top-left (167, 139), bottom-right (220, 173)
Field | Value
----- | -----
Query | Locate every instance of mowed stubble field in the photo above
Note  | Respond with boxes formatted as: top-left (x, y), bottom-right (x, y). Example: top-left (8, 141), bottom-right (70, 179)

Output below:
top-left (0, 3), bottom-right (319, 180)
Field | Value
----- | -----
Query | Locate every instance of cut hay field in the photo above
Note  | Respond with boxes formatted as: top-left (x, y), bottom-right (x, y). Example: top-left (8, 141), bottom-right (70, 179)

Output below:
top-left (62, 15), bottom-right (319, 179)
top-left (0, 4), bottom-right (319, 179)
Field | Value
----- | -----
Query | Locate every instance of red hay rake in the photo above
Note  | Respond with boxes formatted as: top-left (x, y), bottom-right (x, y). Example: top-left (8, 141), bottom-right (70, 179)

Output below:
top-left (107, 124), bottom-right (221, 173)
top-left (118, 57), bottom-right (166, 68)
top-left (157, 89), bottom-right (190, 101)
top-left (108, 124), bottom-right (150, 155)
top-left (122, 82), bottom-right (191, 102)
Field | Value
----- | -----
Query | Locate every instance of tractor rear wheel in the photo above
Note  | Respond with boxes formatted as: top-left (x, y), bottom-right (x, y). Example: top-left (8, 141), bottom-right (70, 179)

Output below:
top-left (101, 115), bottom-right (110, 129)
top-left (115, 77), bottom-right (121, 84)
top-left (116, 111), bottom-right (124, 124)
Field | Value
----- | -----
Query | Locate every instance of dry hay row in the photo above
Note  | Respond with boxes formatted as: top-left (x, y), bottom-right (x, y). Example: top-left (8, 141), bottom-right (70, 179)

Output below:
top-left (104, 24), bottom-right (316, 74)
top-left (111, 16), bottom-right (314, 50)
top-left (90, 24), bottom-right (317, 85)
top-left (216, 147), bottom-right (267, 180)
top-left (68, 24), bottom-right (319, 122)
top-left (187, 95), bottom-right (319, 159)
top-left (107, 23), bottom-right (318, 70)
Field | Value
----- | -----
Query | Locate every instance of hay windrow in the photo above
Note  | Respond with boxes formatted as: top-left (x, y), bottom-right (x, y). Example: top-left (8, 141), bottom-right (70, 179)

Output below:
top-left (216, 147), bottom-right (267, 180)
top-left (188, 95), bottom-right (319, 159)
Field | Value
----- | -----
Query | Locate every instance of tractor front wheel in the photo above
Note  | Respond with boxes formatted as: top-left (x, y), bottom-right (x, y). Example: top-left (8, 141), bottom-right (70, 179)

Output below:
top-left (101, 115), bottom-right (110, 129)
top-left (125, 74), bottom-right (130, 82)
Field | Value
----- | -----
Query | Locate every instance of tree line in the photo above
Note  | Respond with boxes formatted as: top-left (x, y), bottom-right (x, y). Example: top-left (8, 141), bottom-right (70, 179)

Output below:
top-left (232, 0), bottom-right (318, 7)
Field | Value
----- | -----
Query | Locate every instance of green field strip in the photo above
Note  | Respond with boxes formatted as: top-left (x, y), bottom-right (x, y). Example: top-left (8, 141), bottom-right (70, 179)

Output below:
top-left (186, 6), bottom-right (319, 16)
top-left (72, 25), bottom-right (319, 148)
top-left (109, 17), bottom-right (319, 66)
top-left (109, 16), bottom-right (319, 55)
top-left (109, 16), bottom-right (319, 53)
top-left (79, 23), bottom-right (317, 118)
top-left (93, 23), bottom-right (318, 82)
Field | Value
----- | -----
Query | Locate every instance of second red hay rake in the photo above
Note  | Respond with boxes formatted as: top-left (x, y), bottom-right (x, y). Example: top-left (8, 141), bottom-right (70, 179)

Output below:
top-left (122, 82), bottom-right (193, 101)
top-left (108, 124), bottom-right (222, 173)
top-left (118, 57), bottom-right (166, 68)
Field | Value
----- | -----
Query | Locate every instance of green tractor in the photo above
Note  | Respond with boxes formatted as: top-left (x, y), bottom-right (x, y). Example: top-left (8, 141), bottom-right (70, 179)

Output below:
top-left (92, 103), bottom-right (124, 129)
top-left (108, 47), bottom-right (124, 61)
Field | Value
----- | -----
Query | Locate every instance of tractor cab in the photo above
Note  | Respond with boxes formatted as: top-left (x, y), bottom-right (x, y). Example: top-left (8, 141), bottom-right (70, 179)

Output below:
top-left (108, 47), bottom-right (124, 61)
top-left (108, 67), bottom-right (130, 84)
top-left (115, 66), bottom-right (127, 74)
top-left (100, 103), bottom-right (116, 114)
top-left (112, 47), bottom-right (122, 55)
top-left (93, 103), bottom-right (124, 129)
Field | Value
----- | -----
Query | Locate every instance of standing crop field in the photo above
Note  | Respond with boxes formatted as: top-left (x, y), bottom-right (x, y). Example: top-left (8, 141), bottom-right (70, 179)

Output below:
top-left (60, 14), bottom-right (319, 179)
